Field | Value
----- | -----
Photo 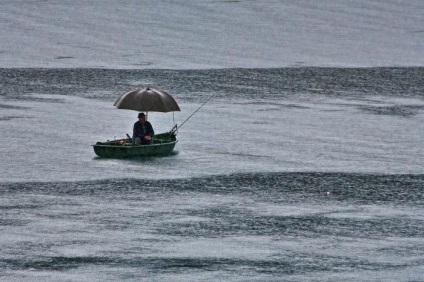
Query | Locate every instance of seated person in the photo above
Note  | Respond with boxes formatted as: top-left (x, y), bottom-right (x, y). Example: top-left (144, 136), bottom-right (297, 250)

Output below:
top-left (133, 112), bottom-right (154, 144)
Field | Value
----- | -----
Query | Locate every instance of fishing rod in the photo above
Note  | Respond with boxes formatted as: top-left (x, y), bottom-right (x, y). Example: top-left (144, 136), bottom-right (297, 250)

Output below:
top-left (170, 92), bottom-right (217, 134)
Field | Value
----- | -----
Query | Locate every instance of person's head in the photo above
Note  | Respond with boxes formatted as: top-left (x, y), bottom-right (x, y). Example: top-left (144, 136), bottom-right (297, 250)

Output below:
top-left (138, 112), bottom-right (146, 123)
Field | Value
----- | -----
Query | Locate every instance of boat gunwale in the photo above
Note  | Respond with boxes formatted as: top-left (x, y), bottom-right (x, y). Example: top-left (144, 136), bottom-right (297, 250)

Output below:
top-left (91, 140), bottom-right (177, 148)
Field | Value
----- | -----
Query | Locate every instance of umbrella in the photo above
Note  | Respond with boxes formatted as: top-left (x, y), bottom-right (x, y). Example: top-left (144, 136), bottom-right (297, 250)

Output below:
top-left (113, 87), bottom-right (181, 113)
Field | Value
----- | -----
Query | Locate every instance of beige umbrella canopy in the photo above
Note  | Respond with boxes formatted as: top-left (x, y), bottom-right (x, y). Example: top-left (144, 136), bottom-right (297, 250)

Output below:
top-left (113, 87), bottom-right (181, 112)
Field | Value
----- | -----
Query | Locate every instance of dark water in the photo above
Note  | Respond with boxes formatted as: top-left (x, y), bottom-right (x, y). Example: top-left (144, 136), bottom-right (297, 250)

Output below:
top-left (1, 173), bottom-right (423, 281)
top-left (2, 67), bottom-right (424, 100)
top-left (1, 68), bottom-right (424, 281)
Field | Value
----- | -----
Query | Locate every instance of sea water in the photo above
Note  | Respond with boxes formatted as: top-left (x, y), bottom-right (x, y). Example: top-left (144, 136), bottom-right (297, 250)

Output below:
top-left (1, 0), bottom-right (424, 280)
top-left (0, 68), bottom-right (423, 281)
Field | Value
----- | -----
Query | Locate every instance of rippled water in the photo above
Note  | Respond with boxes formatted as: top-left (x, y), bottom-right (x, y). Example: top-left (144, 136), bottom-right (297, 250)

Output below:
top-left (1, 173), bottom-right (423, 281)
top-left (1, 68), bottom-right (423, 281)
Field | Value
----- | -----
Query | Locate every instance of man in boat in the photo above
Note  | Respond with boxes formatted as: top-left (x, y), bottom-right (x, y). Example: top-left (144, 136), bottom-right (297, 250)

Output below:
top-left (133, 112), bottom-right (154, 145)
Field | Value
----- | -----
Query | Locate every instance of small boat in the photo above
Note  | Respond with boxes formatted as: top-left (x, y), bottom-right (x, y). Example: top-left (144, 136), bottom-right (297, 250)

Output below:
top-left (93, 87), bottom-right (181, 158)
top-left (92, 132), bottom-right (177, 158)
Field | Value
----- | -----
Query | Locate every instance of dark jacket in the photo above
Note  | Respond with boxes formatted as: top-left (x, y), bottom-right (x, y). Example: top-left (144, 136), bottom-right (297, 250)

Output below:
top-left (133, 120), bottom-right (154, 140)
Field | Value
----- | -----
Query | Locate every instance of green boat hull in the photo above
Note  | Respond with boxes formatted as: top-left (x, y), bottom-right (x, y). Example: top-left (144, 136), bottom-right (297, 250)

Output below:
top-left (92, 133), bottom-right (177, 158)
